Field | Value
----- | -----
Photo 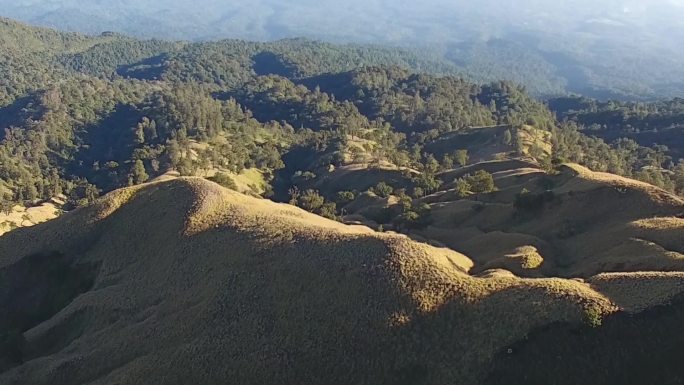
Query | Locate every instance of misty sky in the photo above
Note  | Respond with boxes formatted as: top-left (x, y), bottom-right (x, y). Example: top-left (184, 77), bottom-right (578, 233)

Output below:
top-left (1, 0), bottom-right (682, 45)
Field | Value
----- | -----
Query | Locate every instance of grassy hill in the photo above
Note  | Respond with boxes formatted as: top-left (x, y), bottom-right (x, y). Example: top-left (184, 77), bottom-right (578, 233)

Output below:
top-left (404, 161), bottom-right (684, 277)
top-left (0, 178), bottom-right (684, 384)
top-left (2, 177), bottom-right (684, 384)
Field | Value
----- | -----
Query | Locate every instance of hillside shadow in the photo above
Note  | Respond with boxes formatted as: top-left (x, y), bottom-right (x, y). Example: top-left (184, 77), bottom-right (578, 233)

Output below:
top-left (0, 252), bottom-right (99, 373)
top-left (483, 293), bottom-right (684, 385)
top-left (116, 54), bottom-right (168, 80)
top-left (251, 52), bottom-right (297, 78)
top-left (70, 103), bottom-right (142, 190)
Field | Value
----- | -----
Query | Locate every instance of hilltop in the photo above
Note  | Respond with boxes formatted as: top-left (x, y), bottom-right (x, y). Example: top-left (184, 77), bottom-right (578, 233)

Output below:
top-left (1, 177), bottom-right (684, 384)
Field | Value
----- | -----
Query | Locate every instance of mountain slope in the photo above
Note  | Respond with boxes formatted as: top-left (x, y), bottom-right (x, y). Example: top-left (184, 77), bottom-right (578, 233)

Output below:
top-left (3, 178), bottom-right (683, 384)
top-left (406, 161), bottom-right (684, 277)
top-left (4, 1), bottom-right (684, 99)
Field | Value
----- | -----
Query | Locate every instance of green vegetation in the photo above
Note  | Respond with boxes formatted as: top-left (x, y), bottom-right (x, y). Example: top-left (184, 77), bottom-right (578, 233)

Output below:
top-left (371, 182), bottom-right (393, 198)
top-left (466, 170), bottom-right (496, 194)
top-left (208, 173), bottom-right (238, 190)
top-left (289, 188), bottom-right (338, 219)
top-left (0, 17), bottom-right (682, 217)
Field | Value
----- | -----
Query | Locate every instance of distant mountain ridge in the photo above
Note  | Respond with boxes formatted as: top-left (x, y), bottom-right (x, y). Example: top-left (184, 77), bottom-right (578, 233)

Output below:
top-left (2, 1), bottom-right (684, 99)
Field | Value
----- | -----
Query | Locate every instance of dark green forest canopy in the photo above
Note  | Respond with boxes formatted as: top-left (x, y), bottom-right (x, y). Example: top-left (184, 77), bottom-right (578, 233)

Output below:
top-left (4, 0), bottom-right (684, 100)
top-left (1, 17), bottom-right (683, 210)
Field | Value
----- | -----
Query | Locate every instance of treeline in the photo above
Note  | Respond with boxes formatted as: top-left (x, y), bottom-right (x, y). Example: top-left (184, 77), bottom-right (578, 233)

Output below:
top-left (2, 18), bottom-right (684, 212)
top-left (0, 79), bottom-right (294, 207)
top-left (549, 96), bottom-right (684, 194)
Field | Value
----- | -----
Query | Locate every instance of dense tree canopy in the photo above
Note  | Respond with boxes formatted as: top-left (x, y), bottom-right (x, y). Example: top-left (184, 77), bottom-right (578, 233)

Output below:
top-left (1, 18), bottom-right (682, 210)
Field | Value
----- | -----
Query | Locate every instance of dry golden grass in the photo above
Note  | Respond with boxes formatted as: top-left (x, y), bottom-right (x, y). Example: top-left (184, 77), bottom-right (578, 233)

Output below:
top-left (516, 124), bottom-right (553, 158)
top-left (629, 217), bottom-right (684, 253)
top-left (0, 177), bottom-right (645, 385)
top-left (558, 163), bottom-right (684, 206)
top-left (588, 272), bottom-right (684, 313)
top-left (479, 246), bottom-right (545, 276)
top-left (438, 159), bottom-right (540, 183)
top-left (0, 202), bottom-right (61, 236)
top-left (309, 164), bottom-right (416, 197)
top-left (418, 160), bottom-right (684, 279)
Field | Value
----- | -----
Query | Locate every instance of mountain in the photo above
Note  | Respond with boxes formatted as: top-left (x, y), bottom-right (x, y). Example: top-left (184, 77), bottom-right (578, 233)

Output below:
top-left (2, 1), bottom-right (684, 99)
top-left (1, 18), bottom-right (682, 217)
top-left (1, 177), bottom-right (684, 384)
top-left (2, 16), bottom-right (684, 384)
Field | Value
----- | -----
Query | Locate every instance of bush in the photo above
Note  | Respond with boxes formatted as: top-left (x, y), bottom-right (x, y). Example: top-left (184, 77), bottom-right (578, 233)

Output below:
top-left (336, 190), bottom-right (356, 204)
top-left (298, 190), bottom-right (325, 212)
top-left (466, 170), bottom-right (495, 194)
top-left (454, 178), bottom-right (472, 198)
top-left (454, 149), bottom-right (469, 167)
top-left (209, 173), bottom-right (238, 190)
top-left (372, 182), bottom-right (393, 198)
top-left (583, 306), bottom-right (603, 328)
top-left (319, 202), bottom-right (338, 220)
top-left (514, 190), bottom-right (555, 212)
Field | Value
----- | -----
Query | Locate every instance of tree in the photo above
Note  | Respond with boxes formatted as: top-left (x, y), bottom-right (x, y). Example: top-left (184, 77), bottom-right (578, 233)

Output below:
top-left (396, 201), bottom-right (432, 230)
top-left (372, 182), bottom-right (393, 198)
top-left (1, 198), bottom-right (13, 216)
top-left (454, 149), bottom-right (469, 167)
top-left (454, 178), bottom-right (472, 198)
top-left (502, 129), bottom-right (513, 146)
top-left (424, 154), bottom-right (440, 174)
top-left (297, 190), bottom-right (325, 212)
top-left (466, 170), bottom-right (495, 194)
top-left (288, 186), bottom-right (301, 205)
top-left (413, 173), bottom-right (441, 195)
top-left (210, 173), bottom-right (238, 190)
top-left (132, 160), bottom-right (149, 184)
top-left (84, 184), bottom-right (99, 203)
top-left (336, 191), bottom-right (356, 204)
top-left (442, 154), bottom-right (454, 170)
top-left (319, 202), bottom-right (338, 220)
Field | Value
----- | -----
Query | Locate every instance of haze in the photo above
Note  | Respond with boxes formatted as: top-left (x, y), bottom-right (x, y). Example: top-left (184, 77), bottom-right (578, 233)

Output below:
top-left (1, 0), bottom-right (683, 99)
top-left (0, 0), bottom-right (682, 45)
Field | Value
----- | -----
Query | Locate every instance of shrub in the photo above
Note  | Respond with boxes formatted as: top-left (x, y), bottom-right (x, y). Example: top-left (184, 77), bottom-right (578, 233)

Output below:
top-left (583, 306), bottom-right (604, 328)
top-left (210, 173), bottom-right (238, 190)
top-left (466, 170), bottom-right (495, 194)
top-left (454, 178), bottom-right (472, 198)
top-left (372, 182), bottom-right (393, 198)
top-left (412, 186), bottom-right (425, 198)
top-left (336, 191), bottom-right (356, 204)
top-left (454, 149), bottom-right (469, 167)
top-left (514, 190), bottom-right (555, 212)
top-left (298, 190), bottom-right (325, 212)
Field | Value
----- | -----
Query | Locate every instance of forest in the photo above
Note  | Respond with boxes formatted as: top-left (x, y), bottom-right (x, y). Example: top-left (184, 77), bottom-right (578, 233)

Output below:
top-left (1, 17), bottom-right (683, 214)
top-left (5, 1), bottom-right (684, 100)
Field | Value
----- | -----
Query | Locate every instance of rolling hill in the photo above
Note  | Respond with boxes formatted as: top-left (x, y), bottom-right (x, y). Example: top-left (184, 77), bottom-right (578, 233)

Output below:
top-left (1, 16), bottom-right (684, 385)
top-left (2, 177), bottom-right (684, 384)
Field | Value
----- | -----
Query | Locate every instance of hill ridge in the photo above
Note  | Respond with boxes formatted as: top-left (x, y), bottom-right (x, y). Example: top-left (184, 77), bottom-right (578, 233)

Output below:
top-left (2, 178), bottom-right (684, 384)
